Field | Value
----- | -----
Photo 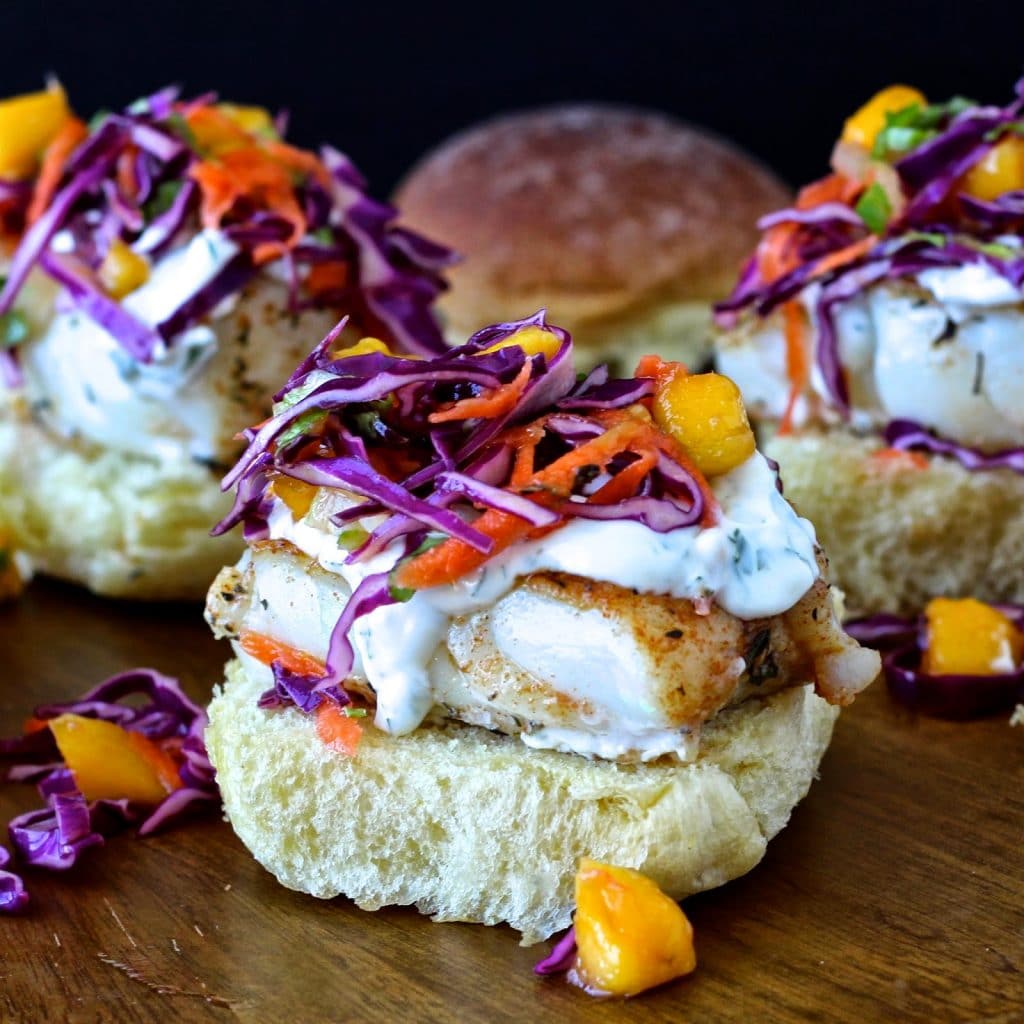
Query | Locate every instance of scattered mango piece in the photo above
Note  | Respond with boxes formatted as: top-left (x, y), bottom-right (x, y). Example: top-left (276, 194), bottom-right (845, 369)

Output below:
top-left (271, 475), bottom-right (318, 519)
top-left (98, 239), bottom-right (150, 299)
top-left (922, 597), bottom-right (1024, 676)
top-left (841, 85), bottom-right (927, 150)
top-left (572, 858), bottom-right (696, 997)
top-left (959, 136), bottom-right (1024, 201)
top-left (0, 82), bottom-right (71, 180)
top-left (48, 714), bottom-right (181, 804)
top-left (652, 370), bottom-right (755, 477)
top-left (481, 325), bottom-right (562, 361)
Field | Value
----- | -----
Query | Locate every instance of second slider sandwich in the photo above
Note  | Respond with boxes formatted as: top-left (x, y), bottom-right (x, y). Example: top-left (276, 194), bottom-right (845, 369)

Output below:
top-left (205, 312), bottom-right (879, 943)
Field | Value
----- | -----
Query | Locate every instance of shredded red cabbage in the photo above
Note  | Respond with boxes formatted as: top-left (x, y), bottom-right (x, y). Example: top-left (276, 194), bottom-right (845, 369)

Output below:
top-left (216, 311), bottom-right (712, 714)
top-left (846, 607), bottom-right (1024, 718)
top-left (884, 420), bottom-right (1024, 475)
top-left (715, 77), bottom-right (1024, 422)
top-left (0, 668), bottom-right (219, 914)
top-left (0, 86), bottom-right (453, 379)
top-left (534, 925), bottom-right (578, 975)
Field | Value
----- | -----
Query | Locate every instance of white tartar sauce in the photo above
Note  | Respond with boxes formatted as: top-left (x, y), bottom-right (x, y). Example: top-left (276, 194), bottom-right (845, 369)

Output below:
top-left (261, 451), bottom-right (819, 755)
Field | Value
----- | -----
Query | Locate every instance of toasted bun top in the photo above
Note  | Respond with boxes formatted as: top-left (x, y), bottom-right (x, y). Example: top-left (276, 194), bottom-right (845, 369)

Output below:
top-left (395, 105), bottom-right (790, 337)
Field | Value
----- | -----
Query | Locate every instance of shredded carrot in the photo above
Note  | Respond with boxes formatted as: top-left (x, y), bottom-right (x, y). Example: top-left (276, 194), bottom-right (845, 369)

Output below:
top-left (810, 235), bottom-right (878, 278)
top-left (869, 448), bottom-right (929, 471)
top-left (238, 630), bottom-right (326, 677)
top-left (396, 413), bottom-right (718, 590)
top-left (779, 301), bottom-right (809, 436)
top-left (591, 450), bottom-right (658, 504)
top-left (315, 703), bottom-right (363, 756)
top-left (794, 173), bottom-right (862, 211)
top-left (189, 147), bottom-right (308, 263)
top-left (23, 716), bottom-right (49, 735)
top-left (116, 146), bottom-right (139, 201)
top-left (27, 116), bottom-right (87, 225)
top-left (429, 360), bottom-right (532, 423)
top-left (305, 261), bottom-right (350, 298)
top-left (634, 354), bottom-right (686, 387)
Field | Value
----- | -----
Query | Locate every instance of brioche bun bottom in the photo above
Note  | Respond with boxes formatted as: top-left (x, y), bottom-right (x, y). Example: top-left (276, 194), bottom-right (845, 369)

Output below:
top-left (207, 657), bottom-right (839, 944)
top-left (766, 430), bottom-right (1024, 617)
top-left (0, 403), bottom-right (241, 600)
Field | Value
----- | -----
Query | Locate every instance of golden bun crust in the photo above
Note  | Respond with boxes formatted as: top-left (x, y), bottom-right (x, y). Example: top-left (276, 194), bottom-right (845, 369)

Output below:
top-left (206, 657), bottom-right (838, 945)
top-left (395, 104), bottom-right (789, 362)
top-left (0, 399), bottom-right (242, 600)
top-left (766, 430), bottom-right (1024, 617)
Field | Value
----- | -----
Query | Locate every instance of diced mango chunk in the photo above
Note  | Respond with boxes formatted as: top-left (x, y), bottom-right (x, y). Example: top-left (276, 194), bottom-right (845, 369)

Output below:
top-left (652, 370), bottom-right (755, 477)
top-left (481, 325), bottom-right (562, 361)
top-left (573, 859), bottom-right (696, 997)
top-left (48, 714), bottom-right (181, 804)
top-left (922, 597), bottom-right (1024, 676)
top-left (271, 475), bottom-right (318, 520)
top-left (99, 239), bottom-right (150, 299)
top-left (841, 85), bottom-right (927, 150)
top-left (335, 336), bottom-right (391, 359)
top-left (959, 136), bottom-right (1024, 201)
top-left (0, 82), bottom-right (71, 180)
top-left (216, 103), bottom-right (276, 139)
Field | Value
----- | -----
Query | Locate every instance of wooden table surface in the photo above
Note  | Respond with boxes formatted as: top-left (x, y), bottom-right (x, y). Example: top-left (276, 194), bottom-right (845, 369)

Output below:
top-left (1, 580), bottom-right (1022, 1023)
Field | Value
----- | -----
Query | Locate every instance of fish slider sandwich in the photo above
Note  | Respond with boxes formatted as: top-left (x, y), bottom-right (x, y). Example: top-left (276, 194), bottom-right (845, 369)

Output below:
top-left (205, 312), bottom-right (879, 943)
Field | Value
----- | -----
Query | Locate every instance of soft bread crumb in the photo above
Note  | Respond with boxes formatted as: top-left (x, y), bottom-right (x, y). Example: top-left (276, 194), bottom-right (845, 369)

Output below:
top-left (0, 400), bottom-right (242, 599)
top-left (207, 659), bottom-right (839, 945)
top-left (766, 430), bottom-right (1024, 618)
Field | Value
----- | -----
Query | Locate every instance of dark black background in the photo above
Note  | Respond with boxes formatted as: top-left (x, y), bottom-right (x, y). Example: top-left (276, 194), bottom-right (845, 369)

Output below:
top-left (5, 1), bottom-right (1024, 194)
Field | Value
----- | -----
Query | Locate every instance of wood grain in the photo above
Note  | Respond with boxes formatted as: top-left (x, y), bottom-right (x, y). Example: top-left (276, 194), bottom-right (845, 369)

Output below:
top-left (2, 580), bottom-right (1023, 1023)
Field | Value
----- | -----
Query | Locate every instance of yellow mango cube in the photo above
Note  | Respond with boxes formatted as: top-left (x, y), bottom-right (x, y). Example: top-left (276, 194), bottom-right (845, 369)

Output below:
top-left (922, 597), bottom-right (1024, 676)
top-left (481, 325), bottom-right (562, 361)
top-left (0, 82), bottom-right (71, 180)
top-left (336, 336), bottom-right (391, 359)
top-left (573, 859), bottom-right (696, 997)
top-left (653, 371), bottom-right (755, 477)
top-left (841, 85), bottom-right (927, 149)
top-left (49, 714), bottom-right (180, 804)
top-left (216, 103), bottom-right (276, 139)
top-left (271, 476), bottom-right (318, 520)
top-left (959, 136), bottom-right (1024, 202)
top-left (99, 239), bottom-right (150, 299)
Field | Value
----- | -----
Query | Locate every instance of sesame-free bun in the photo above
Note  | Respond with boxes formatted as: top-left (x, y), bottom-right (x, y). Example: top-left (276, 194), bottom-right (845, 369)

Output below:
top-left (395, 105), bottom-right (790, 370)
top-left (0, 395), bottom-right (241, 600)
top-left (765, 429), bottom-right (1024, 617)
top-left (206, 657), bottom-right (838, 945)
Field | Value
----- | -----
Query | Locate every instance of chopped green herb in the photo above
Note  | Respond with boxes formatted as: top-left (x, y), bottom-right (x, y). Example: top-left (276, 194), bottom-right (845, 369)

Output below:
top-left (900, 230), bottom-right (949, 248)
top-left (165, 112), bottom-right (197, 150)
top-left (311, 227), bottom-right (335, 245)
top-left (342, 707), bottom-right (368, 718)
top-left (144, 181), bottom-right (184, 221)
top-left (388, 534), bottom-right (446, 602)
top-left (970, 239), bottom-right (1020, 259)
top-left (0, 310), bottom-right (29, 349)
top-left (855, 182), bottom-right (893, 234)
top-left (871, 96), bottom-right (977, 161)
top-left (337, 525), bottom-right (370, 551)
top-left (276, 409), bottom-right (328, 448)
top-left (87, 108), bottom-right (113, 132)
top-left (984, 119), bottom-right (1024, 142)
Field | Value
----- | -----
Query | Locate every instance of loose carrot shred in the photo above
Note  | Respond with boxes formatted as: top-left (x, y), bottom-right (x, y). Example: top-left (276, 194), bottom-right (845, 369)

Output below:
top-left (315, 703), bottom-right (363, 756)
top-left (238, 630), bottom-right (326, 678)
top-left (429, 360), bottom-right (532, 423)
top-left (305, 260), bottom-right (350, 298)
top-left (779, 301), bottom-right (809, 437)
top-left (869, 447), bottom-right (930, 471)
top-left (810, 235), bottom-right (877, 278)
top-left (395, 412), bottom-right (719, 591)
top-left (27, 116), bottom-right (87, 225)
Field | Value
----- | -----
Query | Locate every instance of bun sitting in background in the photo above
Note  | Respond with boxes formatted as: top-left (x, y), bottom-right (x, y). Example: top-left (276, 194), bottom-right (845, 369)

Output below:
top-left (395, 105), bottom-right (790, 372)
top-left (205, 311), bottom-right (878, 943)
